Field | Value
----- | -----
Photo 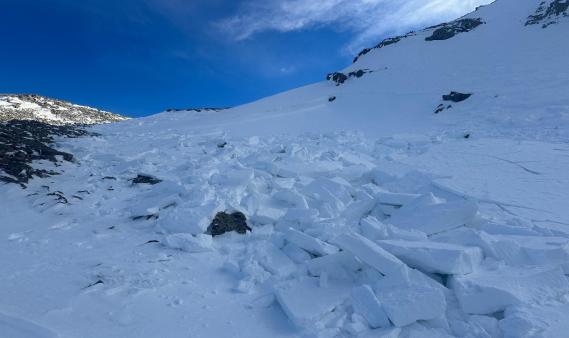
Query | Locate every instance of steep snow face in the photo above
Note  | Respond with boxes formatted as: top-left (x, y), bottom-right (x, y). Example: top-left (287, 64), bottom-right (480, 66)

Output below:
top-left (122, 0), bottom-right (568, 141)
top-left (0, 94), bottom-right (128, 125)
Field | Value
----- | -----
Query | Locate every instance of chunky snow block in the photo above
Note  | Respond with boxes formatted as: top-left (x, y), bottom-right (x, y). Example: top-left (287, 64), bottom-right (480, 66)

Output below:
top-left (284, 227), bottom-right (339, 256)
top-left (378, 239), bottom-right (483, 275)
top-left (388, 197), bottom-right (478, 235)
top-left (351, 285), bottom-right (391, 328)
top-left (500, 302), bottom-right (569, 338)
top-left (334, 232), bottom-right (407, 276)
top-left (305, 251), bottom-right (363, 280)
top-left (375, 269), bottom-right (447, 327)
top-left (275, 277), bottom-right (351, 328)
top-left (450, 265), bottom-right (569, 314)
top-left (256, 242), bottom-right (297, 277)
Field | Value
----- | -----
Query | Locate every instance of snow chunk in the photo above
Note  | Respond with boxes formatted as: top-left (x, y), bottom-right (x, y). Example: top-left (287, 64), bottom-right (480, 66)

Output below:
top-left (450, 265), bottom-right (569, 314)
top-left (275, 277), bottom-right (351, 328)
top-left (306, 251), bottom-right (363, 280)
top-left (334, 232), bottom-right (407, 276)
top-left (256, 242), bottom-right (297, 277)
top-left (360, 216), bottom-right (427, 242)
top-left (388, 195), bottom-right (478, 235)
top-left (375, 269), bottom-right (447, 327)
top-left (165, 233), bottom-right (213, 253)
top-left (351, 285), bottom-right (391, 329)
top-left (378, 239), bottom-right (483, 275)
top-left (500, 302), bottom-right (569, 338)
top-left (284, 227), bottom-right (339, 256)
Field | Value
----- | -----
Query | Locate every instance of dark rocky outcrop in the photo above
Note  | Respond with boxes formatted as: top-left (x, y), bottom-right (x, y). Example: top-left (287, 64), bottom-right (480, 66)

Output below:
top-left (526, 0), bottom-right (569, 28)
top-left (425, 18), bottom-right (484, 41)
top-left (165, 107), bottom-right (229, 113)
top-left (0, 120), bottom-right (93, 187)
top-left (206, 211), bottom-right (251, 237)
top-left (443, 92), bottom-right (472, 103)
top-left (326, 69), bottom-right (372, 86)
top-left (131, 174), bottom-right (162, 185)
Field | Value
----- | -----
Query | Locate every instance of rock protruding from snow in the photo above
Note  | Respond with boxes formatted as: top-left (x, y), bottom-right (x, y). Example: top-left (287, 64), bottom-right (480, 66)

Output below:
top-left (526, 0), bottom-right (569, 28)
top-left (450, 265), bottom-right (569, 315)
top-left (206, 211), bottom-right (252, 237)
top-left (326, 69), bottom-right (372, 86)
top-left (0, 120), bottom-right (92, 186)
top-left (425, 18), bottom-right (484, 41)
top-left (378, 239), bottom-right (483, 275)
top-left (443, 92), bottom-right (472, 103)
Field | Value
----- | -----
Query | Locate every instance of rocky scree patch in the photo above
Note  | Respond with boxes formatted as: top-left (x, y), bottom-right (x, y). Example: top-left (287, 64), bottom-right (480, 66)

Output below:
top-left (0, 120), bottom-right (93, 187)
top-left (526, 0), bottom-right (569, 28)
top-left (326, 69), bottom-right (372, 86)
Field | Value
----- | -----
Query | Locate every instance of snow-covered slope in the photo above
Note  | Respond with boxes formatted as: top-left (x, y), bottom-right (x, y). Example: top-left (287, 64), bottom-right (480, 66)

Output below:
top-left (0, 94), bottom-right (128, 125)
top-left (1, 0), bottom-right (569, 337)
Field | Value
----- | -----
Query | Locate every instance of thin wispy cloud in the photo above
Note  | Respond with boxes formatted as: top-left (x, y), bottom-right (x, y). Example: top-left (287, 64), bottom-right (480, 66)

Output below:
top-left (218, 0), bottom-right (494, 53)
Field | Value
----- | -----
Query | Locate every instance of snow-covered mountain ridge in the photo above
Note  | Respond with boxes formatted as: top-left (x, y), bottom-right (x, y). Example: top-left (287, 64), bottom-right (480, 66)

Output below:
top-left (0, 94), bottom-right (128, 125)
top-left (1, 0), bottom-right (569, 337)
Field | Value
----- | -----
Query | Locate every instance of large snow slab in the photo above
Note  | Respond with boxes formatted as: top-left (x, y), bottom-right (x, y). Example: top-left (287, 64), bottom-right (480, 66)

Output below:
top-left (274, 277), bottom-right (351, 328)
top-left (378, 239), bottom-right (483, 275)
top-left (500, 302), bottom-right (569, 338)
top-left (387, 196), bottom-right (479, 235)
top-left (334, 233), bottom-right (407, 276)
top-left (450, 265), bottom-right (569, 314)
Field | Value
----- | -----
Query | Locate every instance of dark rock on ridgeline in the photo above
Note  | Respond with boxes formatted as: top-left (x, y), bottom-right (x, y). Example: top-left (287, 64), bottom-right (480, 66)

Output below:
top-left (326, 72), bottom-right (348, 85)
top-left (326, 69), bottom-right (372, 86)
top-left (131, 174), bottom-right (162, 185)
top-left (443, 92), bottom-right (472, 102)
top-left (0, 120), bottom-right (94, 187)
top-left (425, 18), bottom-right (484, 41)
top-left (353, 32), bottom-right (416, 63)
top-left (526, 0), bottom-right (569, 28)
top-left (207, 211), bottom-right (251, 237)
top-left (165, 107), bottom-right (229, 113)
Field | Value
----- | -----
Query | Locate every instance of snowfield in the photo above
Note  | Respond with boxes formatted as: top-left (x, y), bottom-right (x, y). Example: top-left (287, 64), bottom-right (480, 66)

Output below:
top-left (1, 0), bottom-right (569, 337)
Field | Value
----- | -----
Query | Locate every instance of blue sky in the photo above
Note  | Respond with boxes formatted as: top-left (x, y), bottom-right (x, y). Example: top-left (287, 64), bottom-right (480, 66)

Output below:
top-left (0, 0), bottom-right (491, 117)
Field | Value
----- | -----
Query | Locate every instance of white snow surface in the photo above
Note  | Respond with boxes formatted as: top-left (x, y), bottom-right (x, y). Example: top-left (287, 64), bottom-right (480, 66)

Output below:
top-left (1, 0), bottom-right (569, 336)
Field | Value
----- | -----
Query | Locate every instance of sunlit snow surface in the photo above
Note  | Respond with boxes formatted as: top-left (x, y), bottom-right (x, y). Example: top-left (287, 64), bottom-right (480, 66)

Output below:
top-left (1, 0), bottom-right (569, 337)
